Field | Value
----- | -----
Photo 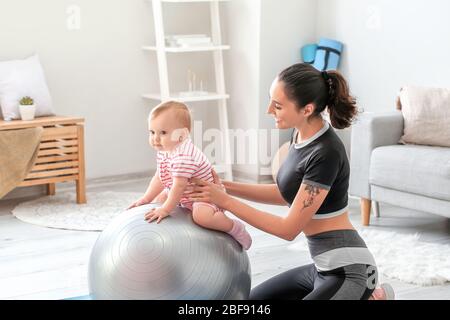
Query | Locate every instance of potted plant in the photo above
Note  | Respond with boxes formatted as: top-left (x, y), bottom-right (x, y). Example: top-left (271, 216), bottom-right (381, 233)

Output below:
top-left (18, 96), bottom-right (36, 120)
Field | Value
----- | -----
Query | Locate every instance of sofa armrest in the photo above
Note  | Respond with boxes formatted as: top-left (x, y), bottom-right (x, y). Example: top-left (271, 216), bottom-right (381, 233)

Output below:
top-left (349, 111), bottom-right (404, 199)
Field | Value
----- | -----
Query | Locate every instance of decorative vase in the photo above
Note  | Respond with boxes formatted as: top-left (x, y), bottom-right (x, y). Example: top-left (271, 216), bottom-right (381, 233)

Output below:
top-left (19, 104), bottom-right (36, 121)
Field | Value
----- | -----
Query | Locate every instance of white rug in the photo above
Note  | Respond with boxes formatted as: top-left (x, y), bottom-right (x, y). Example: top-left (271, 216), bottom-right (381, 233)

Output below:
top-left (12, 191), bottom-right (450, 286)
top-left (287, 230), bottom-right (450, 287)
top-left (12, 191), bottom-right (142, 231)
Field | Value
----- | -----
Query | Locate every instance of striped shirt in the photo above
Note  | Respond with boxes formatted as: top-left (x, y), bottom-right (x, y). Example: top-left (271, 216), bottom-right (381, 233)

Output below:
top-left (157, 138), bottom-right (214, 207)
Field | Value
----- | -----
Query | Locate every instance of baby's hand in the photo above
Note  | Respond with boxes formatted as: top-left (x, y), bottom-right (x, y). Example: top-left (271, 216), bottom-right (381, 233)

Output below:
top-left (144, 207), bottom-right (170, 224)
top-left (127, 197), bottom-right (149, 210)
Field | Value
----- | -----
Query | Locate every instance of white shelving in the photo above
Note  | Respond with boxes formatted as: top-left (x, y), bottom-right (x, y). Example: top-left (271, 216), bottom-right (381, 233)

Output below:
top-left (142, 45), bottom-right (230, 53)
top-left (144, 0), bottom-right (233, 180)
top-left (160, 0), bottom-right (230, 3)
top-left (142, 92), bottom-right (229, 103)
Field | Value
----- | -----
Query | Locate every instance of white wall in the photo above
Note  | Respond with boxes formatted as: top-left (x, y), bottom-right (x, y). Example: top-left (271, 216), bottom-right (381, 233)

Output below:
top-left (224, 0), bottom-right (317, 179)
top-left (223, 0), bottom-right (261, 176)
top-left (259, 0), bottom-right (318, 176)
top-left (4, 0), bottom-right (445, 185)
top-left (317, 0), bottom-right (450, 113)
top-left (0, 0), bottom-right (215, 181)
top-left (315, 0), bottom-right (450, 156)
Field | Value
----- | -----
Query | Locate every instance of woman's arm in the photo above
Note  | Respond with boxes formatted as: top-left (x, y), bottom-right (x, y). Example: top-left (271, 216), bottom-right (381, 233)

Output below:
top-left (189, 178), bottom-right (329, 241)
top-left (222, 181), bottom-right (288, 206)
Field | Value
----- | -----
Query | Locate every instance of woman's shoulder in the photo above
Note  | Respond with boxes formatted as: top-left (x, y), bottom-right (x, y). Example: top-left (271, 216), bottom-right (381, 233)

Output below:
top-left (317, 127), bottom-right (346, 152)
top-left (309, 136), bottom-right (346, 164)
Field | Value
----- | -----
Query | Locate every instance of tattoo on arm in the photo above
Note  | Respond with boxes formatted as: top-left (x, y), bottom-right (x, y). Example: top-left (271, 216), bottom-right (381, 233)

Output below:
top-left (303, 185), bottom-right (321, 209)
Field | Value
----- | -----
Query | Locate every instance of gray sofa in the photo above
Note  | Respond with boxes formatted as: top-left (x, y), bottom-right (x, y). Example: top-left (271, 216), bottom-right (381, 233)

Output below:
top-left (349, 111), bottom-right (450, 225)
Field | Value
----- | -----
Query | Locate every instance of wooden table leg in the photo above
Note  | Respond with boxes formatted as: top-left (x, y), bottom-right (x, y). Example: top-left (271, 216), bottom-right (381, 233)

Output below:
top-left (47, 183), bottom-right (56, 196)
top-left (76, 179), bottom-right (86, 204)
top-left (76, 124), bottom-right (86, 204)
top-left (361, 198), bottom-right (372, 226)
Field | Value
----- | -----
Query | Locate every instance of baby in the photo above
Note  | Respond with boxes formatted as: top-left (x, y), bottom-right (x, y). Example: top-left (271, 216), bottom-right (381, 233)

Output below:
top-left (128, 101), bottom-right (252, 250)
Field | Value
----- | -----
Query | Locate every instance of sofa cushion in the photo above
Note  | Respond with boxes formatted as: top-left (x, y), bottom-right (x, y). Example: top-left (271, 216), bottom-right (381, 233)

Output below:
top-left (369, 145), bottom-right (450, 201)
top-left (397, 85), bottom-right (450, 148)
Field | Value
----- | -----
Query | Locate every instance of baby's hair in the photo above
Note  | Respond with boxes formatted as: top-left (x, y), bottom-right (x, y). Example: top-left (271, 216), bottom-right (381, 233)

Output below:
top-left (149, 100), bottom-right (192, 132)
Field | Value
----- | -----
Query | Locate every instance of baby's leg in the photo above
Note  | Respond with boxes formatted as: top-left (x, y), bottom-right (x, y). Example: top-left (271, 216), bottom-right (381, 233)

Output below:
top-left (192, 204), bottom-right (252, 250)
top-left (192, 205), bottom-right (233, 233)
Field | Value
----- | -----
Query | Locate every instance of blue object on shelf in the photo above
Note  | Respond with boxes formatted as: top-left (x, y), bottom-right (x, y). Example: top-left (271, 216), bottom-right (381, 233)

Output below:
top-left (301, 43), bottom-right (318, 64)
top-left (312, 38), bottom-right (343, 71)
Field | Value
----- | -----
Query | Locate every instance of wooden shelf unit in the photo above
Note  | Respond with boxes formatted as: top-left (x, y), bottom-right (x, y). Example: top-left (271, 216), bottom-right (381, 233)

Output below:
top-left (144, 0), bottom-right (233, 180)
top-left (0, 116), bottom-right (86, 204)
top-left (142, 45), bottom-right (230, 52)
top-left (142, 92), bottom-right (229, 102)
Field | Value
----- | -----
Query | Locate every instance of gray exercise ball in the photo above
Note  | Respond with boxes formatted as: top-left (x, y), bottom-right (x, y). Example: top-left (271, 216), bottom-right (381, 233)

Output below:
top-left (88, 203), bottom-right (251, 300)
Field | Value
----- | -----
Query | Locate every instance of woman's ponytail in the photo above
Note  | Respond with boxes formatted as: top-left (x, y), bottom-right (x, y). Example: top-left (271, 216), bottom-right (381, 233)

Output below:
top-left (325, 71), bottom-right (358, 129)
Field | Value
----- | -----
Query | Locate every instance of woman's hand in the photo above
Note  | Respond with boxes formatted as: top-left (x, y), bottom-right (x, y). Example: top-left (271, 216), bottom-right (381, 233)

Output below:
top-left (189, 172), bottom-right (229, 208)
top-left (211, 168), bottom-right (226, 191)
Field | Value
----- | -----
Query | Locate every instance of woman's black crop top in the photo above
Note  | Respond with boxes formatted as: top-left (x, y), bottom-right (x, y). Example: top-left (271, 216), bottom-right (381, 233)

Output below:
top-left (276, 121), bottom-right (350, 219)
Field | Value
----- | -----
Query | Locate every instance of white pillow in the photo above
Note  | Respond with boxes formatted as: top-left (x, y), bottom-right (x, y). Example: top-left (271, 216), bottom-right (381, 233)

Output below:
top-left (0, 54), bottom-right (54, 120)
top-left (398, 85), bottom-right (450, 147)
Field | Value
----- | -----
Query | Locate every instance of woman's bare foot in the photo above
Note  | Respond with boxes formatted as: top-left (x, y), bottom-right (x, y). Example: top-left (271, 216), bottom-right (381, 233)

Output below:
top-left (369, 283), bottom-right (395, 300)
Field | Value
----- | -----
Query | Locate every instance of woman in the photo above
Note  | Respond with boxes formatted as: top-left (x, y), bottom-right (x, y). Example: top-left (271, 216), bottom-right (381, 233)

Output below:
top-left (189, 63), bottom-right (394, 300)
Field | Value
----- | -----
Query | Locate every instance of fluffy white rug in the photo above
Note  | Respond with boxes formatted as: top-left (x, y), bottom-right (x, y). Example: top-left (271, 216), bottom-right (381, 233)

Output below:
top-left (12, 191), bottom-right (450, 286)
top-left (287, 229), bottom-right (450, 287)
top-left (12, 191), bottom-right (142, 231)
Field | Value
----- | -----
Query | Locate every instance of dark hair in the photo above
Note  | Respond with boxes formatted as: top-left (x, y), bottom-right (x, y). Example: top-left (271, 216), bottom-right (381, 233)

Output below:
top-left (278, 63), bottom-right (358, 129)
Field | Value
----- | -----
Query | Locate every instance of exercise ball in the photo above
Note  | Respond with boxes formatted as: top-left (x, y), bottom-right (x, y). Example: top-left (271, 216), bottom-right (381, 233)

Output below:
top-left (88, 203), bottom-right (251, 300)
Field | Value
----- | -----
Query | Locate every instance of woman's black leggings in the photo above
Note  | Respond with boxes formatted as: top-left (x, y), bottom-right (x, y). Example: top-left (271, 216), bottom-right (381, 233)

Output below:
top-left (250, 230), bottom-right (378, 300)
top-left (250, 263), bottom-right (376, 300)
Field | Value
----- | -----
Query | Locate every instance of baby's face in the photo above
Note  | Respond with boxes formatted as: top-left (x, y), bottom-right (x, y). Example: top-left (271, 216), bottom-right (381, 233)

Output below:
top-left (148, 110), bottom-right (186, 152)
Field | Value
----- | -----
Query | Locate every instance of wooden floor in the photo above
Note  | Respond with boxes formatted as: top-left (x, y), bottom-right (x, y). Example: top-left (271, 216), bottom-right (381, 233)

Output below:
top-left (1, 178), bottom-right (449, 300)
